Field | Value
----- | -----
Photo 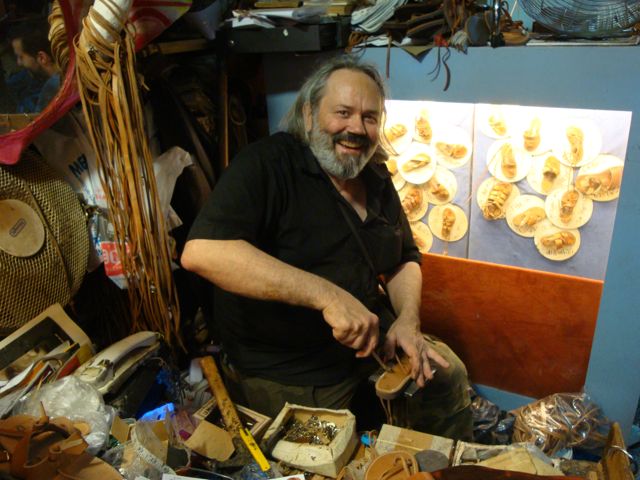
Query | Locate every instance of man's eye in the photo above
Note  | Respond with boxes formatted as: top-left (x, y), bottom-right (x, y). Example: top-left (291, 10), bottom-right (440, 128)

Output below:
top-left (337, 110), bottom-right (348, 117)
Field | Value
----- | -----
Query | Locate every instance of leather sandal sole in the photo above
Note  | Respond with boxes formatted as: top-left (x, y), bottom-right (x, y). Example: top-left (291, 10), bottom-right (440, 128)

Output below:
top-left (375, 355), bottom-right (413, 400)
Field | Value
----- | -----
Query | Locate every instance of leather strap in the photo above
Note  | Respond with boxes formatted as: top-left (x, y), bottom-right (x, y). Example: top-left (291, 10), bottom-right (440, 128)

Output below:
top-left (75, 0), bottom-right (182, 347)
top-left (337, 202), bottom-right (394, 309)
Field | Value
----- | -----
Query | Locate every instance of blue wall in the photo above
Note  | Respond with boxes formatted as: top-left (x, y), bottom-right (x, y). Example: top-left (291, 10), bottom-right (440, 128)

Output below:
top-left (263, 46), bottom-right (640, 441)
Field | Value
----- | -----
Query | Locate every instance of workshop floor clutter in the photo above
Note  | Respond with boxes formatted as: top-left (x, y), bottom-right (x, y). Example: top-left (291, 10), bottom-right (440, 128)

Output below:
top-left (0, 305), bottom-right (634, 480)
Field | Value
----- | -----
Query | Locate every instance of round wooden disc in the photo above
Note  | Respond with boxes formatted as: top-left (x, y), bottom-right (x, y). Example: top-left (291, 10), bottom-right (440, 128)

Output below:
top-left (0, 199), bottom-right (45, 257)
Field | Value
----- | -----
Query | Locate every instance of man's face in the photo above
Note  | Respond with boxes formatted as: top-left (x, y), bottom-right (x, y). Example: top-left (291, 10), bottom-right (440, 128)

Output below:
top-left (306, 69), bottom-right (382, 180)
top-left (12, 38), bottom-right (43, 75)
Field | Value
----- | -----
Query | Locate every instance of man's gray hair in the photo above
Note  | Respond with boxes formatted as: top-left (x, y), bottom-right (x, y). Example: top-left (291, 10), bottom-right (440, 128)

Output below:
top-left (281, 55), bottom-right (387, 143)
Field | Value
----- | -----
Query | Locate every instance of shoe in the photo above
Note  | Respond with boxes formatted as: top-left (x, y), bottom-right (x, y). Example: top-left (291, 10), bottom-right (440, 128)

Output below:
top-left (375, 354), bottom-right (413, 400)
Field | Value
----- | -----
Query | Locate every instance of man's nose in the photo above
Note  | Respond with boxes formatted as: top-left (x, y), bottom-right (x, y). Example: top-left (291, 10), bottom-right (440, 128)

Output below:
top-left (347, 115), bottom-right (366, 135)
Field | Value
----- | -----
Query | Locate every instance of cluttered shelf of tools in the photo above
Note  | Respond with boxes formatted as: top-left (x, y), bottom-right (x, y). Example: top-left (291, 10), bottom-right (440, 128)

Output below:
top-left (139, 20), bottom-right (350, 55)
top-left (221, 17), bottom-right (351, 53)
top-left (141, 38), bottom-right (215, 57)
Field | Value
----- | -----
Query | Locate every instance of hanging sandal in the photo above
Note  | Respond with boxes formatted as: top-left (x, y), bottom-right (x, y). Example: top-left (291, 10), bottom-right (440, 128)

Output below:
top-left (365, 451), bottom-right (419, 480)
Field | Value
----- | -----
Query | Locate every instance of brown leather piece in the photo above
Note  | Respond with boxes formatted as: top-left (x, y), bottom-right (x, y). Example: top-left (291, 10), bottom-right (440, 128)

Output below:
top-left (365, 451), bottom-right (419, 480)
top-left (431, 465), bottom-right (582, 480)
top-left (0, 415), bottom-right (121, 480)
top-left (419, 253), bottom-right (602, 398)
top-left (409, 473), bottom-right (436, 480)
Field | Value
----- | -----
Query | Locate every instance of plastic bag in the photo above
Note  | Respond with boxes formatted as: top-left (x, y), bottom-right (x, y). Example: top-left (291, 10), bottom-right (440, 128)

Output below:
top-left (13, 376), bottom-right (113, 453)
top-left (102, 420), bottom-right (176, 480)
top-left (511, 391), bottom-right (611, 455)
top-left (471, 392), bottom-right (515, 445)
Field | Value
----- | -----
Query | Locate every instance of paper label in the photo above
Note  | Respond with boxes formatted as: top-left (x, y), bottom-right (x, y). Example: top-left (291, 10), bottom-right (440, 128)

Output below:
top-left (428, 204), bottom-right (468, 242)
top-left (410, 221), bottom-right (433, 253)
top-left (576, 154), bottom-right (624, 202)
top-left (486, 139), bottom-right (532, 183)
top-left (534, 220), bottom-right (581, 261)
top-left (506, 195), bottom-right (547, 238)
top-left (476, 177), bottom-right (520, 220)
top-left (545, 187), bottom-right (593, 229)
top-left (399, 184), bottom-right (429, 222)
top-left (526, 153), bottom-right (573, 196)
top-left (425, 166), bottom-right (458, 205)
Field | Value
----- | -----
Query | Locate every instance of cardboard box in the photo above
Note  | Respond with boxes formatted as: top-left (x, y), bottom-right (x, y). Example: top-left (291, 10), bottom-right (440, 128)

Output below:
top-left (0, 304), bottom-right (93, 416)
top-left (193, 396), bottom-right (271, 441)
top-left (0, 303), bottom-right (92, 379)
top-left (376, 423), bottom-right (455, 460)
top-left (377, 423), bottom-right (634, 480)
top-left (261, 403), bottom-right (358, 478)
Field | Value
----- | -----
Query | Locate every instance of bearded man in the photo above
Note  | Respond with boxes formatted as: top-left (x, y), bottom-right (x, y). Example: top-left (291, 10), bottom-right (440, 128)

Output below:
top-left (182, 56), bottom-right (472, 439)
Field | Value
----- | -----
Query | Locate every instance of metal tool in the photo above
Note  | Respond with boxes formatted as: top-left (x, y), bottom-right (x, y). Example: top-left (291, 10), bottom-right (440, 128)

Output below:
top-left (371, 350), bottom-right (392, 372)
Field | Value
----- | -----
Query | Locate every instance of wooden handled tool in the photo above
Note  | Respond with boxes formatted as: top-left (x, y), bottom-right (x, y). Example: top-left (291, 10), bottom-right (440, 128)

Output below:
top-left (200, 356), bottom-right (270, 471)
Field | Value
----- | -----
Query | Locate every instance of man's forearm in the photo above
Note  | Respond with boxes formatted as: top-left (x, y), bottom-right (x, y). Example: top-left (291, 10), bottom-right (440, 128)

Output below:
top-left (181, 238), bottom-right (337, 311)
top-left (385, 261), bottom-right (422, 324)
top-left (182, 238), bottom-right (380, 355)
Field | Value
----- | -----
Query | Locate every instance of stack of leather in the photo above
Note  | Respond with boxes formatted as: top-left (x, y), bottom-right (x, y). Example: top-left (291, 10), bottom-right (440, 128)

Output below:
top-left (383, 0), bottom-right (448, 42)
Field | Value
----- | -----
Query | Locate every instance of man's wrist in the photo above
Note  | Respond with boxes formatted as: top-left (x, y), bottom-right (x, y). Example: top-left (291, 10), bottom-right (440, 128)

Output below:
top-left (393, 312), bottom-right (421, 330)
top-left (311, 277), bottom-right (340, 311)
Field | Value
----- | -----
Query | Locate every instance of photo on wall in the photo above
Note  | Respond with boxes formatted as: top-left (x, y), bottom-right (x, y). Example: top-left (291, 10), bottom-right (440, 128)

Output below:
top-left (383, 100), bottom-right (632, 280)
top-left (383, 99), bottom-right (475, 260)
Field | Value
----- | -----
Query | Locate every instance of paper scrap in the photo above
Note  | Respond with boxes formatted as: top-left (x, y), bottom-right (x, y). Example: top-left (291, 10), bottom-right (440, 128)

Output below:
top-left (184, 420), bottom-right (234, 461)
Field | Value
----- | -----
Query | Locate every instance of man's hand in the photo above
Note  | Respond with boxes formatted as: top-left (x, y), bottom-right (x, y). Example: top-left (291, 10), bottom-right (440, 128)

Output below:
top-left (322, 288), bottom-right (379, 358)
top-left (382, 317), bottom-right (449, 388)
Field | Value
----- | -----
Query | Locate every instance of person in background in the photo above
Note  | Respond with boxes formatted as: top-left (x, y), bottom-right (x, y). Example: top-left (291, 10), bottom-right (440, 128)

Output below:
top-left (9, 23), bottom-right (60, 112)
top-left (182, 55), bottom-right (473, 440)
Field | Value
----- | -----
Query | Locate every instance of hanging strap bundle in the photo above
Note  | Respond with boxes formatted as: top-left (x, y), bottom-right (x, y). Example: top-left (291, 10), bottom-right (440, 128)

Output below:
top-left (75, 0), bottom-right (182, 347)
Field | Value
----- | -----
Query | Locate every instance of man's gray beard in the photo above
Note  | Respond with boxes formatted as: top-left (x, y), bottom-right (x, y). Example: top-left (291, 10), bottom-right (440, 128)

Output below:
top-left (308, 121), bottom-right (371, 180)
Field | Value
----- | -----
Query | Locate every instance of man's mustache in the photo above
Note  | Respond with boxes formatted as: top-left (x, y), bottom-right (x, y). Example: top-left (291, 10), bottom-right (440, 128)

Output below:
top-left (333, 132), bottom-right (371, 149)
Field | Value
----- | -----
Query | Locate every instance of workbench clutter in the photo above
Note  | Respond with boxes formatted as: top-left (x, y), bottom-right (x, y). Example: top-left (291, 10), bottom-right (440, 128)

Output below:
top-left (0, 303), bottom-right (633, 480)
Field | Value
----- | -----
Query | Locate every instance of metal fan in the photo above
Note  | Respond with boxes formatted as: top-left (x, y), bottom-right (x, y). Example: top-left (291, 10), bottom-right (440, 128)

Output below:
top-left (519, 0), bottom-right (640, 37)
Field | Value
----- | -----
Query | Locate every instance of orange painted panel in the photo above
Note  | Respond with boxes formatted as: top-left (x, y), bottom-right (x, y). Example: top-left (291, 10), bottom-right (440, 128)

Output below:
top-left (419, 253), bottom-right (603, 398)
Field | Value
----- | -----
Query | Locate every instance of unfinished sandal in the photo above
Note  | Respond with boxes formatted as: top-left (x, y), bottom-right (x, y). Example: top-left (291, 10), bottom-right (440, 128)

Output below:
top-left (0, 414), bottom-right (87, 480)
top-left (365, 451), bottom-right (418, 480)
top-left (0, 414), bottom-right (121, 480)
top-left (375, 355), bottom-right (413, 400)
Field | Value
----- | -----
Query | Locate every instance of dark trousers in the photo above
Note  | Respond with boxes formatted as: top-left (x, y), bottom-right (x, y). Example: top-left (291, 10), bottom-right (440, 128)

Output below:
top-left (221, 335), bottom-right (473, 441)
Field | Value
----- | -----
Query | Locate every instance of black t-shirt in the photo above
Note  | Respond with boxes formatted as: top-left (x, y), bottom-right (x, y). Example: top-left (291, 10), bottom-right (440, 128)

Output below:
top-left (188, 132), bottom-right (420, 385)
